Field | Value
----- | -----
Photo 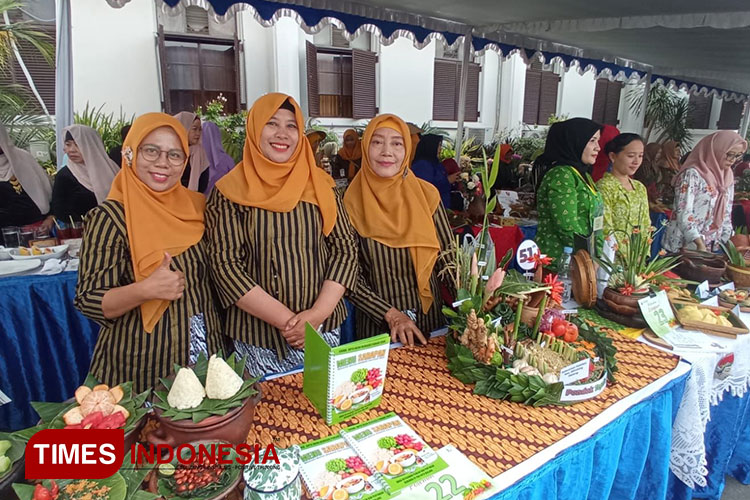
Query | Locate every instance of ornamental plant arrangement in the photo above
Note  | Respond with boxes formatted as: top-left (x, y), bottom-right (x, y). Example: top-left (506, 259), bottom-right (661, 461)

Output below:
top-left (442, 149), bottom-right (617, 406)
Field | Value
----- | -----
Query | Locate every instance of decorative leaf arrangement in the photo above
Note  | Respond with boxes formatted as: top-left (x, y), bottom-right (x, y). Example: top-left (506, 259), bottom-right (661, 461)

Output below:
top-left (596, 225), bottom-right (683, 295)
top-left (12, 375), bottom-right (150, 442)
top-left (153, 352), bottom-right (259, 424)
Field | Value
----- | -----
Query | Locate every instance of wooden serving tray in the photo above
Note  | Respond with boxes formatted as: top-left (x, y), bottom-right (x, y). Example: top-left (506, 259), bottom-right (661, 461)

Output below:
top-left (671, 302), bottom-right (749, 338)
top-left (718, 299), bottom-right (750, 313)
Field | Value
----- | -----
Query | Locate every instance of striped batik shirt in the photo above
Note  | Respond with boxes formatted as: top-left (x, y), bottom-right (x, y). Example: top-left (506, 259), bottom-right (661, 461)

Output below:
top-left (74, 200), bottom-right (224, 393)
top-left (347, 205), bottom-right (456, 339)
top-left (204, 189), bottom-right (358, 359)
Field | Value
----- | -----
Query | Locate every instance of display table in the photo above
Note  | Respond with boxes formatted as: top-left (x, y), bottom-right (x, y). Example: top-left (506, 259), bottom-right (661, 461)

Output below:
top-left (253, 333), bottom-right (685, 499)
top-left (0, 272), bottom-right (98, 431)
top-left (638, 306), bottom-right (750, 500)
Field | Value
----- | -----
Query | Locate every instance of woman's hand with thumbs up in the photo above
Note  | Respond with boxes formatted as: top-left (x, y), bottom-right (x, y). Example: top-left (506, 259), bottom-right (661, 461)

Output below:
top-left (101, 252), bottom-right (186, 319)
top-left (141, 252), bottom-right (186, 301)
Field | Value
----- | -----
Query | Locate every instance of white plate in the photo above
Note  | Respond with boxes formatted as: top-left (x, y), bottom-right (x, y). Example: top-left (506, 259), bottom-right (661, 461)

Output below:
top-left (0, 259), bottom-right (42, 277)
top-left (9, 244), bottom-right (69, 261)
top-left (0, 246), bottom-right (10, 261)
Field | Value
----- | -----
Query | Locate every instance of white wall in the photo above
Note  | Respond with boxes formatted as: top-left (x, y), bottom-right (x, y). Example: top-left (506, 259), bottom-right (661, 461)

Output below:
top-left (496, 53), bottom-right (526, 135)
top-left (240, 11), bottom-right (273, 108)
top-left (557, 66), bottom-right (596, 120)
top-left (70, 0), bottom-right (160, 116)
top-left (477, 51), bottom-right (499, 138)
top-left (272, 17), bottom-right (303, 104)
top-left (378, 38), bottom-right (435, 125)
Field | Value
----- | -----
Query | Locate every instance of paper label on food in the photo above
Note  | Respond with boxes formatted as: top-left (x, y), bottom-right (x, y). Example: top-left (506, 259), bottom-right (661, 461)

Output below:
top-left (489, 316), bottom-right (503, 327)
top-left (733, 304), bottom-right (741, 317)
top-left (559, 359), bottom-right (591, 385)
top-left (0, 388), bottom-right (10, 406)
top-left (719, 282), bottom-right (736, 291)
top-left (638, 291), bottom-right (677, 337)
top-left (452, 298), bottom-right (470, 308)
top-left (560, 373), bottom-right (607, 402)
top-left (696, 280), bottom-right (711, 299)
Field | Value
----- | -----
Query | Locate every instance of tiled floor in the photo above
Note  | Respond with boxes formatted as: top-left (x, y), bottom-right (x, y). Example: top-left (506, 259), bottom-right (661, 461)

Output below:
top-left (721, 476), bottom-right (750, 499)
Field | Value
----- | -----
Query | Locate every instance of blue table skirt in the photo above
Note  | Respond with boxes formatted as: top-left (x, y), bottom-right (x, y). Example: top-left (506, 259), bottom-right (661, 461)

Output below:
top-left (0, 272), bottom-right (99, 431)
top-left (488, 373), bottom-right (687, 500)
top-left (667, 390), bottom-right (750, 500)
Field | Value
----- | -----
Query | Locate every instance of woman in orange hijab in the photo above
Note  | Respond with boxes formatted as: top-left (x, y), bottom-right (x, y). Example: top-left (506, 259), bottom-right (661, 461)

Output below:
top-left (74, 113), bottom-right (223, 392)
top-left (205, 93), bottom-right (358, 377)
top-left (344, 114), bottom-right (455, 346)
top-left (332, 129), bottom-right (362, 182)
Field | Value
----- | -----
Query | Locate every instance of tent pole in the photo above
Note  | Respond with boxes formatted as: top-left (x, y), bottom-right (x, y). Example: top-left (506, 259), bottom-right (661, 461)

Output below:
top-left (740, 98), bottom-right (750, 139)
top-left (55, 0), bottom-right (74, 167)
top-left (640, 69), bottom-right (652, 138)
top-left (454, 30), bottom-right (473, 165)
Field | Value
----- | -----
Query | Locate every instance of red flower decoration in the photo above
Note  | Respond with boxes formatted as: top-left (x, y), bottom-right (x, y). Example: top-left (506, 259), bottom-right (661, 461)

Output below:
top-left (620, 284), bottom-right (635, 296)
top-left (533, 251), bottom-right (552, 268)
top-left (544, 273), bottom-right (564, 305)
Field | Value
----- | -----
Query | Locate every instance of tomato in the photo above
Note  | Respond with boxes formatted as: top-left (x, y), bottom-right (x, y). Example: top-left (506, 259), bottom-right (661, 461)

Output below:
top-left (551, 322), bottom-right (567, 337)
top-left (563, 328), bottom-right (578, 343)
top-left (33, 484), bottom-right (53, 500)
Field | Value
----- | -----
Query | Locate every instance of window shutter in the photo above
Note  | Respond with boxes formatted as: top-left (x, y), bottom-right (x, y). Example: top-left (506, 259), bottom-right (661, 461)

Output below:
top-left (331, 27), bottom-right (350, 48)
top-left (538, 71), bottom-right (560, 125)
top-left (352, 49), bottom-right (376, 119)
top-left (718, 100), bottom-right (743, 130)
top-left (591, 79), bottom-right (608, 124)
top-left (305, 41), bottom-right (320, 117)
top-left (433, 59), bottom-right (457, 121)
top-left (463, 62), bottom-right (481, 122)
top-left (688, 94), bottom-right (712, 129)
top-left (523, 69), bottom-right (542, 124)
top-left (603, 81), bottom-right (622, 126)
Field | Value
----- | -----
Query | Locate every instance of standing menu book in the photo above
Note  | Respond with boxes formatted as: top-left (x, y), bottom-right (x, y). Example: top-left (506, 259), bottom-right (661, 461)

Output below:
top-left (303, 323), bottom-right (390, 425)
top-left (339, 412), bottom-right (448, 494)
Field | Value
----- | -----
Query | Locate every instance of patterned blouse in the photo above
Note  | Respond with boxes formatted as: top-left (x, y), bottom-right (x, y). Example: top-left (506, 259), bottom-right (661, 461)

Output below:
top-left (663, 168), bottom-right (733, 252)
top-left (596, 173), bottom-right (651, 242)
top-left (537, 165), bottom-right (604, 261)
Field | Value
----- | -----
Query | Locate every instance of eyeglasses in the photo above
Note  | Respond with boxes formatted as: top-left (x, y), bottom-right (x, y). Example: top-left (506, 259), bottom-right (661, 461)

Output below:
top-left (726, 152), bottom-right (744, 163)
top-left (139, 145), bottom-right (186, 166)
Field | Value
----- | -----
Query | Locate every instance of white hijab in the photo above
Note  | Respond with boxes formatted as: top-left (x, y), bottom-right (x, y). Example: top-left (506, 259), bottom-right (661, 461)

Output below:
top-left (63, 124), bottom-right (119, 203)
top-left (0, 123), bottom-right (52, 213)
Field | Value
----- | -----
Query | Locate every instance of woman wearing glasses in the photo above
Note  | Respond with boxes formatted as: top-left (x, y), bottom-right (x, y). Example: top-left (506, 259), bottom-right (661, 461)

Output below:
top-left (663, 130), bottom-right (747, 253)
top-left (75, 113), bottom-right (223, 392)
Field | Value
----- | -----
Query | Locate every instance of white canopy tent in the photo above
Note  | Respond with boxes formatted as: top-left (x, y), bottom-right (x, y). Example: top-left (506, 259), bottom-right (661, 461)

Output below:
top-left (94, 0), bottom-right (750, 151)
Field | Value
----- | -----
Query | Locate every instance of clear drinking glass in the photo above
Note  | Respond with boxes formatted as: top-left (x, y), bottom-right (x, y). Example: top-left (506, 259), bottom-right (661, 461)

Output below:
top-left (1, 226), bottom-right (20, 247)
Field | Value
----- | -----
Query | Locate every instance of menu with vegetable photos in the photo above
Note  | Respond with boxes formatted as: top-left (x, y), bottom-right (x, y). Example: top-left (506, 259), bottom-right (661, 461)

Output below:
top-left (339, 413), bottom-right (449, 495)
top-left (303, 323), bottom-right (390, 425)
top-left (299, 433), bottom-right (393, 500)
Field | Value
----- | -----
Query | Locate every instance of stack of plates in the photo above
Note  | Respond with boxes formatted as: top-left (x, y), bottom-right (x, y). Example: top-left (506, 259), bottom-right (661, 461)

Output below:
top-left (0, 259), bottom-right (43, 277)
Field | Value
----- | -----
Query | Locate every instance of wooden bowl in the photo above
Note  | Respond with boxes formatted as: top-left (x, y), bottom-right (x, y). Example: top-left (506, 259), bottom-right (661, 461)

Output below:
top-left (147, 382), bottom-right (262, 448)
top-left (571, 250), bottom-right (596, 307)
top-left (675, 250), bottom-right (726, 284)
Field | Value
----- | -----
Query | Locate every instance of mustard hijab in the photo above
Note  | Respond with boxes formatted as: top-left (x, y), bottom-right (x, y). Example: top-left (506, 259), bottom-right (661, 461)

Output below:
top-left (216, 93), bottom-right (337, 235)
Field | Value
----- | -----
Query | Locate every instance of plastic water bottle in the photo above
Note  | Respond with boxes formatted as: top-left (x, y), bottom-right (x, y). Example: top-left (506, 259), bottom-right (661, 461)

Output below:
top-left (558, 246), bottom-right (573, 303)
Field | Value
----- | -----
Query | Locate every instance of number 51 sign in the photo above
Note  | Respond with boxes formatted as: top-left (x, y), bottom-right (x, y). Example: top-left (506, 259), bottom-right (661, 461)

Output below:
top-left (516, 240), bottom-right (540, 271)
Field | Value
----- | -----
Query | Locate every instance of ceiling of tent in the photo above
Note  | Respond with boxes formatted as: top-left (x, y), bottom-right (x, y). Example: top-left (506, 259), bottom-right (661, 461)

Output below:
top-left (149, 0), bottom-right (750, 96)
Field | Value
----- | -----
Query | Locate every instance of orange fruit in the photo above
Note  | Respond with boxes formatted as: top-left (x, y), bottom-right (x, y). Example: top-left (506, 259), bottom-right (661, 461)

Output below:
top-left (340, 399), bottom-right (353, 411)
top-left (332, 488), bottom-right (349, 500)
top-left (318, 485), bottom-right (330, 498)
top-left (387, 463), bottom-right (403, 475)
top-left (375, 460), bottom-right (386, 473)
top-left (332, 395), bottom-right (344, 408)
